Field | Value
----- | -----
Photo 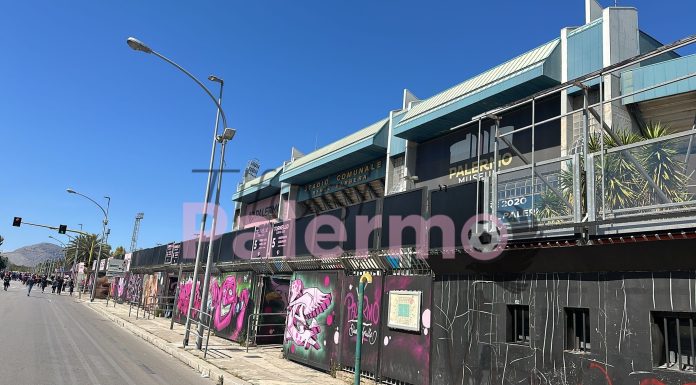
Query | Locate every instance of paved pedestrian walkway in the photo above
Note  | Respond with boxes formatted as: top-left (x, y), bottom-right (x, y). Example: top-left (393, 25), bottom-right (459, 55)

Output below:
top-left (82, 299), bottom-right (347, 385)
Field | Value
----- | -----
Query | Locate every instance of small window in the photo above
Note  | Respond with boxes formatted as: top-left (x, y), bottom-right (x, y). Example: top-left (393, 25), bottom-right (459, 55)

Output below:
top-left (507, 305), bottom-right (530, 344)
top-left (652, 312), bottom-right (696, 371)
top-left (565, 308), bottom-right (590, 353)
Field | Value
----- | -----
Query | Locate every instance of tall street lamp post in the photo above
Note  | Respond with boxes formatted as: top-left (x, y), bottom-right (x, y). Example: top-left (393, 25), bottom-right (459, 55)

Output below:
top-left (48, 236), bottom-right (66, 275)
top-left (197, 126), bottom-right (236, 349)
top-left (126, 37), bottom-right (235, 348)
top-left (67, 188), bottom-right (110, 302)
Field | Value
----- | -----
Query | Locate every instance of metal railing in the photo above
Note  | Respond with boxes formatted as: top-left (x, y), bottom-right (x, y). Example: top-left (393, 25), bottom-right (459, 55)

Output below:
top-left (183, 308), bottom-right (214, 359)
top-left (245, 312), bottom-right (287, 352)
top-left (141, 295), bottom-right (176, 320)
top-left (478, 34), bottom-right (696, 240)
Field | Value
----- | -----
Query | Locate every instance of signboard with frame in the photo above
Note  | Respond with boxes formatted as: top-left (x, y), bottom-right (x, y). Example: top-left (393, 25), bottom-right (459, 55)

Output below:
top-left (387, 290), bottom-right (422, 332)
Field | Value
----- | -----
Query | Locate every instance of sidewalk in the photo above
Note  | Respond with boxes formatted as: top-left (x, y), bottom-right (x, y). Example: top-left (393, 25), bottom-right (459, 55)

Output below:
top-left (81, 298), bottom-right (347, 385)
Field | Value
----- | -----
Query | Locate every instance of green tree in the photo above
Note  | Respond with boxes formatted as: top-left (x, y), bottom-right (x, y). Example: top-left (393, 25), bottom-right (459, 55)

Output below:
top-left (112, 246), bottom-right (126, 258)
top-left (63, 234), bottom-right (111, 268)
top-left (536, 122), bottom-right (692, 219)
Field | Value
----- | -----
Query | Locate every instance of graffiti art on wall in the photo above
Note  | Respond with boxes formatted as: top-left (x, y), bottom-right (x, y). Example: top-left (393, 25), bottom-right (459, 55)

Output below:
top-left (125, 273), bottom-right (143, 303)
top-left (208, 272), bottom-right (252, 341)
top-left (284, 272), bottom-right (341, 371)
top-left (340, 275), bottom-right (382, 374)
top-left (380, 275), bottom-right (431, 385)
top-left (117, 275), bottom-right (126, 299)
top-left (143, 273), bottom-right (160, 307)
top-left (286, 279), bottom-right (332, 349)
top-left (175, 276), bottom-right (202, 322)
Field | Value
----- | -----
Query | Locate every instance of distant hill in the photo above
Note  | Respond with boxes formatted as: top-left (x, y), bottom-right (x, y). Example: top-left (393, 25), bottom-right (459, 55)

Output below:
top-left (4, 243), bottom-right (63, 267)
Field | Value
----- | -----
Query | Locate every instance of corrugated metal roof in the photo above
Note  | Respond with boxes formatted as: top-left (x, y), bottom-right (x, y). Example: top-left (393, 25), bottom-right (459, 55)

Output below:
top-left (284, 117), bottom-right (389, 172)
top-left (399, 38), bottom-right (560, 125)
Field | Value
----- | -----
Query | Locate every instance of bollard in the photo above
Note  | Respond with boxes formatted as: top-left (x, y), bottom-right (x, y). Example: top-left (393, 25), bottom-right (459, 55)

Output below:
top-left (353, 272), bottom-right (372, 385)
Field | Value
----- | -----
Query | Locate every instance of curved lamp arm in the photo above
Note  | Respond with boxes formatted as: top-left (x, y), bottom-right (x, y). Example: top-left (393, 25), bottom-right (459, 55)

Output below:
top-left (66, 189), bottom-right (107, 220)
top-left (126, 37), bottom-right (228, 130)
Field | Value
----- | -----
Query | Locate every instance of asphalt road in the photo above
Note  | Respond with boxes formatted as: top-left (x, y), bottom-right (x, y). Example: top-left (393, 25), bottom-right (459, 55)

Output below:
top-left (0, 280), bottom-right (211, 385)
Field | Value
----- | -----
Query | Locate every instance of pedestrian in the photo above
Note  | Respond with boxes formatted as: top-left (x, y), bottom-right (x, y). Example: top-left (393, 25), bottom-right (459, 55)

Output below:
top-left (57, 276), bottom-right (64, 295)
top-left (26, 274), bottom-right (35, 296)
top-left (68, 279), bottom-right (74, 296)
top-left (41, 275), bottom-right (47, 293)
top-left (52, 276), bottom-right (57, 294)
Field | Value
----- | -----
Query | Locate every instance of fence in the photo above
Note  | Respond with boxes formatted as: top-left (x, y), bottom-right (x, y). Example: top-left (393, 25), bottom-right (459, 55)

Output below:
top-left (245, 312), bottom-right (288, 352)
top-left (480, 34), bottom-right (696, 240)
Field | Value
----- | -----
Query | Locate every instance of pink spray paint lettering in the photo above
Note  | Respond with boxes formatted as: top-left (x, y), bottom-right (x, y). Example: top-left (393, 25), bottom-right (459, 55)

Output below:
top-left (209, 275), bottom-right (250, 340)
top-left (344, 290), bottom-right (380, 345)
top-left (285, 279), bottom-right (332, 350)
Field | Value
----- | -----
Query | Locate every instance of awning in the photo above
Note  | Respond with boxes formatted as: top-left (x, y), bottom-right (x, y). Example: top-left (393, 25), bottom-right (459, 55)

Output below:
top-left (621, 53), bottom-right (696, 105)
top-left (394, 39), bottom-right (561, 142)
top-left (232, 166), bottom-right (283, 203)
top-left (279, 118), bottom-right (389, 185)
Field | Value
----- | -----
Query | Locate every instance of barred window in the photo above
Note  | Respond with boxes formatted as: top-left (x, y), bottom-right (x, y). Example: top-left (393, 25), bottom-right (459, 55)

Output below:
top-left (652, 312), bottom-right (696, 371)
top-left (507, 305), bottom-right (530, 345)
top-left (565, 308), bottom-right (590, 352)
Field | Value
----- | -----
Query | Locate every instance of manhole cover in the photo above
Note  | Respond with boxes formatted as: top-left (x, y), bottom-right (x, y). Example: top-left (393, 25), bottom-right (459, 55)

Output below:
top-left (244, 355), bottom-right (262, 358)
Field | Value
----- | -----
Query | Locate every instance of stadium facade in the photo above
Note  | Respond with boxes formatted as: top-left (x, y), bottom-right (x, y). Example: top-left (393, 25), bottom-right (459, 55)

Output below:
top-left (123, 2), bottom-right (696, 384)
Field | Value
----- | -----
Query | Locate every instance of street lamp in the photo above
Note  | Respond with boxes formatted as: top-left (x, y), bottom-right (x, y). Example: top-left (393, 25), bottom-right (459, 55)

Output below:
top-left (127, 36), bottom-right (234, 348)
top-left (196, 126), bottom-right (236, 349)
top-left (48, 236), bottom-right (67, 275)
top-left (67, 188), bottom-right (110, 302)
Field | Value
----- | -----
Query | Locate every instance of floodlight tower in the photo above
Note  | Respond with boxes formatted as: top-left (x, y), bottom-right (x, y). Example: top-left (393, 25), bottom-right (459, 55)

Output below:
top-left (129, 212), bottom-right (144, 252)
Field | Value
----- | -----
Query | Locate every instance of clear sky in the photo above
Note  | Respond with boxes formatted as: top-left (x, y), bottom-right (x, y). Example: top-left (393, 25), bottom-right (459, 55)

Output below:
top-left (1, 1), bottom-right (694, 253)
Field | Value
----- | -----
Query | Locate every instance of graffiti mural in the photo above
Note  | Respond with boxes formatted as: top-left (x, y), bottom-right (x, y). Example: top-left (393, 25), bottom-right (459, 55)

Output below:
top-left (284, 271), bottom-right (342, 371)
top-left (143, 273), bottom-right (160, 308)
top-left (380, 275), bottom-right (431, 385)
top-left (207, 272), bottom-right (252, 342)
top-left (117, 274), bottom-right (127, 299)
top-left (125, 273), bottom-right (143, 304)
top-left (340, 275), bottom-right (382, 374)
top-left (174, 275), bottom-right (202, 324)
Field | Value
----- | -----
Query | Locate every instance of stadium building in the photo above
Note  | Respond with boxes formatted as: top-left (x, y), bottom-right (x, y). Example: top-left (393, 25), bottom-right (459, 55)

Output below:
top-left (123, 2), bottom-right (696, 384)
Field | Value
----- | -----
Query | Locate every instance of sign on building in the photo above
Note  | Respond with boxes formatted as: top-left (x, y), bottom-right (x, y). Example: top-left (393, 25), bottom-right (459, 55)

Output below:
top-left (165, 243), bottom-right (181, 264)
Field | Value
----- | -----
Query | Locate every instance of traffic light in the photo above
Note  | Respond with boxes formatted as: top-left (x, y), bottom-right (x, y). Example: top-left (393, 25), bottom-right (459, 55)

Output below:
top-left (12, 217), bottom-right (22, 227)
top-left (58, 225), bottom-right (67, 234)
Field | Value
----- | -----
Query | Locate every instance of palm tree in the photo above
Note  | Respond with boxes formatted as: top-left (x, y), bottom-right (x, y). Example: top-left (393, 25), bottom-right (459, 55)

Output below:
top-left (63, 234), bottom-right (111, 268)
top-left (636, 122), bottom-right (692, 204)
top-left (535, 121), bottom-right (693, 220)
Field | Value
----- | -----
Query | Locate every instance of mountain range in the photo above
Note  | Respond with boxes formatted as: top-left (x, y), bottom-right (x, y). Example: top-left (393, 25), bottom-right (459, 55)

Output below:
top-left (3, 243), bottom-right (64, 267)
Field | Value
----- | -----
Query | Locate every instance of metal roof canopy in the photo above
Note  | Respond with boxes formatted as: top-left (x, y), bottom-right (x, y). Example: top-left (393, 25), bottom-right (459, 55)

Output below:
top-left (394, 39), bottom-right (561, 142)
top-left (233, 166), bottom-right (283, 203)
top-left (279, 118), bottom-right (389, 185)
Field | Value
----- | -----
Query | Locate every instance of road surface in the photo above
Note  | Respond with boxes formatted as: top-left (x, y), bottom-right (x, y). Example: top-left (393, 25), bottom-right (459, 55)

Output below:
top-left (0, 280), bottom-right (211, 385)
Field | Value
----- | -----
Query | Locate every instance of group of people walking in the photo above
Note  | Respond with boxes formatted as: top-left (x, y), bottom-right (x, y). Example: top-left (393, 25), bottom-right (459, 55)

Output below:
top-left (3, 272), bottom-right (74, 297)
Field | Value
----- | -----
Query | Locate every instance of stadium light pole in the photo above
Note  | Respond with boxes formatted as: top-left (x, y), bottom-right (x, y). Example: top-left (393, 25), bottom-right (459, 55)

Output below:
top-left (66, 189), bottom-right (110, 302)
top-left (126, 37), bottom-right (234, 347)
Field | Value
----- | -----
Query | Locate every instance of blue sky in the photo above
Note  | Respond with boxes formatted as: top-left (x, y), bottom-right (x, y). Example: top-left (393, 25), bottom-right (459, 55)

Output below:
top-left (1, 1), bottom-right (694, 253)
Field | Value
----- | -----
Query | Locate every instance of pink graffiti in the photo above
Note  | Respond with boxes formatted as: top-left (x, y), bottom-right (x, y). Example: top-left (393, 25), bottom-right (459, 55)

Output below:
top-left (209, 275), bottom-right (250, 339)
top-left (285, 279), bottom-right (332, 350)
top-left (344, 291), bottom-right (380, 325)
top-left (177, 278), bottom-right (202, 319)
top-left (117, 277), bottom-right (126, 298)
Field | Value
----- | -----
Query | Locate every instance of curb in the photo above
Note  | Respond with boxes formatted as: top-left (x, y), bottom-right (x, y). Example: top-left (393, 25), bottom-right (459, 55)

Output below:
top-left (84, 301), bottom-right (250, 385)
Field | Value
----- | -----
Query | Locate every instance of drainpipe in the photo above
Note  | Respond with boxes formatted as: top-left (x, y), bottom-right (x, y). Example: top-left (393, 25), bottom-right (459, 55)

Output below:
top-left (353, 272), bottom-right (373, 385)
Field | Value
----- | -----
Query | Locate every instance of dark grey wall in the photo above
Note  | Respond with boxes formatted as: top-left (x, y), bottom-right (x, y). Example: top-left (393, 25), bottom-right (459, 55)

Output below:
top-left (432, 272), bottom-right (696, 385)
